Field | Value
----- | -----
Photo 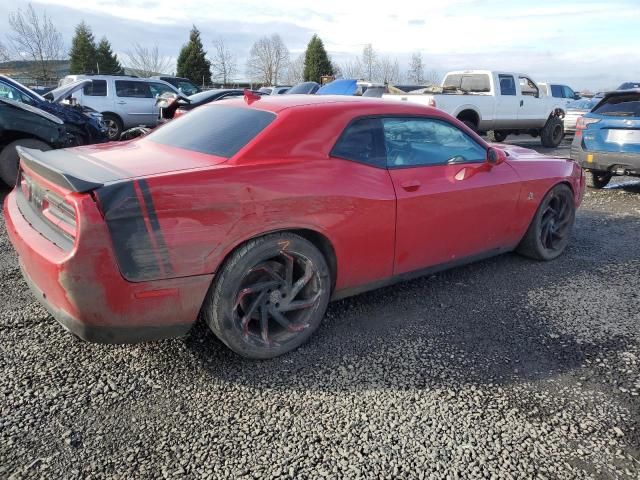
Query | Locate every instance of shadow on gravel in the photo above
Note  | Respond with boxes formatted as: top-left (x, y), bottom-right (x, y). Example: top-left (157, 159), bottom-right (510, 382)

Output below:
top-left (184, 209), bottom-right (640, 394)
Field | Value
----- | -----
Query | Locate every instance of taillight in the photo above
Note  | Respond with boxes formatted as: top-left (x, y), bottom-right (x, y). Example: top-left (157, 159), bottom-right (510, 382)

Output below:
top-left (20, 172), bottom-right (77, 241)
top-left (575, 117), bottom-right (599, 136)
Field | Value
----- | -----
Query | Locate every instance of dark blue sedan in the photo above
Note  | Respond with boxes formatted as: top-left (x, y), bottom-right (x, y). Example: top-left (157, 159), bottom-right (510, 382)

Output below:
top-left (571, 89), bottom-right (640, 188)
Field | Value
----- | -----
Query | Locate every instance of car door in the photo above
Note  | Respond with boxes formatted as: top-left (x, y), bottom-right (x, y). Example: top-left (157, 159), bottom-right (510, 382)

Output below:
top-left (384, 116), bottom-right (522, 275)
top-left (494, 74), bottom-right (519, 128)
top-left (518, 76), bottom-right (548, 128)
top-left (114, 80), bottom-right (156, 127)
top-left (76, 79), bottom-right (113, 114)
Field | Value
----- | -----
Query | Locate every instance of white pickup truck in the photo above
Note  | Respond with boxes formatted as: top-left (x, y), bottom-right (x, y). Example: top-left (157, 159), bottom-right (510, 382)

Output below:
top-left (382, 70), bottom-right (567, 147)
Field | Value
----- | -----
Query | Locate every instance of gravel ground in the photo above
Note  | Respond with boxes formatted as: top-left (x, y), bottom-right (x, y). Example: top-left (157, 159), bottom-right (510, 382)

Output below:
top-left (1, 138), bottom-right (639, 479)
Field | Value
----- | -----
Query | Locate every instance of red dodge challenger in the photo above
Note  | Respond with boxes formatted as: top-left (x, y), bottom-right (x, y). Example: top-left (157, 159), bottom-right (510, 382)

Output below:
top-left (4, 94), bottom-right (585, 359)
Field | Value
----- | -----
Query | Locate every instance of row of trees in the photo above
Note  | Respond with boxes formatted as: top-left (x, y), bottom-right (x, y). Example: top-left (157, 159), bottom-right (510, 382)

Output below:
top-left (2, 3), bottom-right (438, 87)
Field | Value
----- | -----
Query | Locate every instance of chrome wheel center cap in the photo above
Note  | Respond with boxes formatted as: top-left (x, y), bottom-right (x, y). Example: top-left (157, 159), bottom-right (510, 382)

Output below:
top-left (269, 290), bottom-right (283, 304)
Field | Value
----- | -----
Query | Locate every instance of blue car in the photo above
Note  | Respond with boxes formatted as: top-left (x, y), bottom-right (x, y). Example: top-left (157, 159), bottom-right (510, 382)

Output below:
top-left (571, 89), bottom-right (640, 188)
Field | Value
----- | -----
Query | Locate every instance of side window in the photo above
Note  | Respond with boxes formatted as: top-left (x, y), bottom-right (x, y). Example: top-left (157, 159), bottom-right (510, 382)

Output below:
top-left (550, 85), bottom-right (563, 98)
top-left (83, 80), bottom-right (107, 96)
top-left (519, 77), bottom-right (540, 97)
top-left (383, 117), bottom-right (486, 168)
top-left (149, 82), bottom-right (175, 97)
top-left (0, 81), bottom-right (34, 104)
top-left (115, 80), bottom-right (153, 98)
top-left (498, 75), bottom-right (516, 96)
top-left (331, 117), bottom-right (386, 168)
top-left (563, 86), bottom-right (575, 99)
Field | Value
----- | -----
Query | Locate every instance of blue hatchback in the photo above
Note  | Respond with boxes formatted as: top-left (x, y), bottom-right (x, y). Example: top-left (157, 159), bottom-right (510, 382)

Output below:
top-left (571, 89), bottom-right (640, 188)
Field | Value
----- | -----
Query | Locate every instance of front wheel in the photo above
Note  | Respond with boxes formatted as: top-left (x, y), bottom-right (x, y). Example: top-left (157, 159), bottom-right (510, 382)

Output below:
top-left (203, 233), bottom-right (332, 359)
top-left (517, 184), bottom-right (576, 261)
top-left (585, 170), bottom-right (612, 189)
top-left (102, 113), bottom-right (123, 140)
top-left (540, 116), bottom-right (564, 147)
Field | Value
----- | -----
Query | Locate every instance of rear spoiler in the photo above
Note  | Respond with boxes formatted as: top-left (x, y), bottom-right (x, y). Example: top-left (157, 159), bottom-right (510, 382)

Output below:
top-left (17, 146), bottom-right (105, 193)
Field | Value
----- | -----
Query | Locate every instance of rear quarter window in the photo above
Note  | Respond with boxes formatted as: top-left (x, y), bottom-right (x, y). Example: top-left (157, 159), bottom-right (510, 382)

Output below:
top-left (593, 94), bottom-right (640, 117)
top-left (145, 104), bottom-right (276, 158)
top-left (84, 80), bottom-right (107, 96)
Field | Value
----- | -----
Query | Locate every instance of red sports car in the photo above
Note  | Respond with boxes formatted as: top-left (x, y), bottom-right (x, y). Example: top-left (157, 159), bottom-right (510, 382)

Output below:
top-left (4, 94), bottom-right (585, 359)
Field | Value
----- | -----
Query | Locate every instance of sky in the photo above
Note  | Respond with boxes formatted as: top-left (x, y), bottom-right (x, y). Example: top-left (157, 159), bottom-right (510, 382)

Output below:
top-left (1, 0), bottom-right (639, 90)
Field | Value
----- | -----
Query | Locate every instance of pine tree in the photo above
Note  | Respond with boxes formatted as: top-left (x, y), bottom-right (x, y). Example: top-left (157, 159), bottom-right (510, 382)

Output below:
top-left (69, 21), bottom-right (97, 74)
top-left (96, 37), bottom-right (122, 74)
top-left (176, 25), bottom-right (211, 85)
top-left (303, 35), bottom-right (333, 83)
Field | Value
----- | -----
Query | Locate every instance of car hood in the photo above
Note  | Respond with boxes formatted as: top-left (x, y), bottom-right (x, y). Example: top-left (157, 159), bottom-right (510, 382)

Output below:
top-left (17, 139), bottom-right (227, 192)
top-left (44, 80), bottom-right (92, 103)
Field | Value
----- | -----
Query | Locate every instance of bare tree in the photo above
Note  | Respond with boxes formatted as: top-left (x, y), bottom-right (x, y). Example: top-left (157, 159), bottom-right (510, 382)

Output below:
top-left (339, 58), bottom-right (362, 79)
top-left (407, 52), bottom-right (425, 84)
top-left (360, 44), bottom-right (378, 81)
top-left (0, 41), bottom-right (10, 62)
top-left (425, 69), bottom-right (440, 85)
top-left (210, 38), bottom-right (237, 86)
top-left (284, 53), bottom-right (304, 85)
top-left (7, 3), bottom-right (64, 81)
top-left (246, 34), bottom-right (290, 85)
top-left (124, 43), bottom-right (172, 77)
top-left (378, 56), bottom-right (400, 84)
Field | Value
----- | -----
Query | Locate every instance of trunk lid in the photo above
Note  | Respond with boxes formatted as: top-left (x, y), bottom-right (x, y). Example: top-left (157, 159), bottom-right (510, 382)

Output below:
top-left (17, 139), bottom-right (227, 193)
top-left (583, 116), bottom-right (640, 153)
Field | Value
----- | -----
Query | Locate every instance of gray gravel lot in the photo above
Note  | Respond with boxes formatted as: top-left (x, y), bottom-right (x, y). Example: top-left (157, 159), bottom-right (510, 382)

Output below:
top-left (1, 138), bottom-right (639, 479)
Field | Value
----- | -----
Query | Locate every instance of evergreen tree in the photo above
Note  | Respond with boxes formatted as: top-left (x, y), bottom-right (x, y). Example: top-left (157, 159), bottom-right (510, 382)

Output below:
top-left (176, 25), bottom-right (211, 85)
top-left (69, 21), bottom-right (97, 74)
top-left (303, 35), bottom-right (333, 83)
top-left (96, 37), bottom-right (122, 74)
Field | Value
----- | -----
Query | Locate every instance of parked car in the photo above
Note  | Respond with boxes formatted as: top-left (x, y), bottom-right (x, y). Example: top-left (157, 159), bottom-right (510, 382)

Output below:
top-left (317, 80), bottom-right (385, 96)
top-left (382, 70), bottom-right (567, 147)
top-left (150, 76), bottom-right (201, 95)
top-left (258, 86), bottom-right (291, 95)
top-left (538, 82), bottom-right (580, 106)
top-left (61, 74), bottom-right (180, 140)
top-left (618, 82), bottom-right (640, 90)
top-left (4, 95), bottom-right (584, 359)
top-left (571, 89), bottom-right (640, 188)
top-left (563, 98), bottom-right (599, 134)
top-left (0, 75), bottom-right (107, 186)
top-left (170, 88), bottom-right (247, 118)
top-left (285, 82), bottom-right (320, 94)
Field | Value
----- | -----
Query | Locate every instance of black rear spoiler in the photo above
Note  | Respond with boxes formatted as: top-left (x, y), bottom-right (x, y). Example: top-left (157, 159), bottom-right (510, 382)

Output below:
top-left (17, 146), bottom-right (105, 193)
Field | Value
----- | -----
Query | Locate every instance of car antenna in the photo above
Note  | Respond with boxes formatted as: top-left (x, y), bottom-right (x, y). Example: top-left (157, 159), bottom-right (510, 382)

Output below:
top-left (244, 89), bottom-right (261, 104)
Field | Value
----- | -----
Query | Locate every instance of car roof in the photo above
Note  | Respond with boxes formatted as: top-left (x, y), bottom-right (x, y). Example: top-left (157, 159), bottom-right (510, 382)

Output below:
top-left (209, 94), bottom-right (440, 115)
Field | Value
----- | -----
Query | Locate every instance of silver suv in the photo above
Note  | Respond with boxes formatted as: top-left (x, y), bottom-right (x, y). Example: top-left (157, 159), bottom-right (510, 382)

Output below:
top-left (60, 74), bottom-right (179, 140)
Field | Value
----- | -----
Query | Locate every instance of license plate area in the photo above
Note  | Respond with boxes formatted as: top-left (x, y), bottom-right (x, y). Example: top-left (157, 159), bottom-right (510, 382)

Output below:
top-left (606, 129), bottom-right (640, 144)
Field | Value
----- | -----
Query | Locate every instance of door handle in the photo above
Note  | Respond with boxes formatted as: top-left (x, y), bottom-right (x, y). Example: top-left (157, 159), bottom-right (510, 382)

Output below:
top-left (116, 101), bottom-right (127, 105)
top-left (400, 180), bottom-right (421, 192)
top-left (520, 100), bottom-right (524, 107)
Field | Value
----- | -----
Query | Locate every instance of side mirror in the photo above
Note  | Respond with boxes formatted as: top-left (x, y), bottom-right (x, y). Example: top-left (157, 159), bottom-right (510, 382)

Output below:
top-left (574, 93), bottom-right (581, 100)
top-left (487, 147), bottom-right (506, 165)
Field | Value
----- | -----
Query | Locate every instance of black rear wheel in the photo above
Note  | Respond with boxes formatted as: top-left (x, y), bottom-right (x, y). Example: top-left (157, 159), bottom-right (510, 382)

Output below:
top-left (487, 130), bottom-right (508, 143)
top-left (540, 116), bottom-right (564, 147)
top-left (0, 139), bottom-right (51, 187)
top-left (517, 184), bottom-right (575, 261)
top-left (585, 170), bottom-right (612, 189)
top-left (203, 233), bottom-right (331, 359)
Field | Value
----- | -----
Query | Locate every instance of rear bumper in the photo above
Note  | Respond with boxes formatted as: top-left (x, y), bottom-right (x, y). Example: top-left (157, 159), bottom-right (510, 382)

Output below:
top-left (571, 142), bottom-right (640, 174)
top-left (4, 189), bottom-right (213, 344)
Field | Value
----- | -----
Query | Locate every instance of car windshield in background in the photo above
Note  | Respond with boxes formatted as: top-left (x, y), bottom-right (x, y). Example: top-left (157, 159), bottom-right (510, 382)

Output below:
top-left (568, 99), bottom-right (597, 110)
top-left (145, 104), bottom-right (276, 157)
top-left (593, 94), bottom-right (640, 117)
top-left (188, 89), bottom-right (225, 103)
top-left (618, 82), bottom-right (640, 90)
top-left (443, 74), bottom-right (491, 93)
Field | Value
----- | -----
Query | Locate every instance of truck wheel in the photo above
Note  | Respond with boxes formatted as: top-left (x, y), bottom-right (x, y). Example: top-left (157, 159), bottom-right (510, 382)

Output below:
top-left (0, 139), bottom-right (51, 187)
top-left (461, 120), bottom-right (477, 132)
top-left (516, 184), bottom-right (575, 261)
top-left (102, 113), bottom-right (123, 140)
top-left (585, 170), bottom-right (612, 189)
top-left (202, 232), bottom-right (332, 359)
top-left (540, 117), bottom-right (564, 147)
top-left (487, 130), bottom-right (507, 143)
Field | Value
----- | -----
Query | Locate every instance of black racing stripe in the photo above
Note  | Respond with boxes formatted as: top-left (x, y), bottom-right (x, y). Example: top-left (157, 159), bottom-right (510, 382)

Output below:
top-left (137, 179), bottom-right (173, 276)
top-left (95, 182), bottom-right (161, 281)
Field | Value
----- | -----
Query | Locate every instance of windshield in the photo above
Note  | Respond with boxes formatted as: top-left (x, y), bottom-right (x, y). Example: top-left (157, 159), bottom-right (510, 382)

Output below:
top-left (618, 82), bottom-right (640, 90)
top-left (593, 94), bottom-right (640, 117)
top-left (442, 74), bottom-right (491, 93)
top-left (146, 104), bottom-right (276, 157)
top-left (177, 80), bottom-right (199, 95)
top-left (286, 82), bottom-right (320, 94)
top-left (567, 99), bottom-right (597, 110)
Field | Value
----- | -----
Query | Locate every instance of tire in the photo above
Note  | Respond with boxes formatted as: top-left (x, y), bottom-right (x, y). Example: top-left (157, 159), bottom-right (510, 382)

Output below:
top-left (585, 170), bottom-right (611, 189)
top-left (203, 232), bottom-right (332, 359)
top-left (487, 130), bottom-right (508, 143)
top-left (0, 139), bottom-right (51, 187)
top-left (517, 184), bottom-right (575, 261)
top-left (102, 113), bottom-right (123, 140)
top-left (540, 116), bottom-right (564, 147)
